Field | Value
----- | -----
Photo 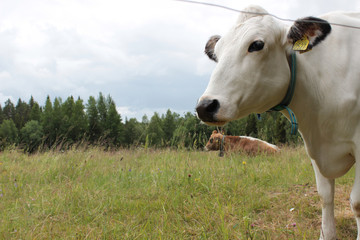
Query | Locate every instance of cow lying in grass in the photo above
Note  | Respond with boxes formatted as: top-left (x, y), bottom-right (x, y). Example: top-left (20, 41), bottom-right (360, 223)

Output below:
top-left (205, 130), bottom-right (279, 155)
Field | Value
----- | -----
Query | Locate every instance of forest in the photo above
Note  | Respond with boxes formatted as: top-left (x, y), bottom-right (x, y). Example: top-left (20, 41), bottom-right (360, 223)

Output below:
top-left (0, 93), bottom-right (302, 152)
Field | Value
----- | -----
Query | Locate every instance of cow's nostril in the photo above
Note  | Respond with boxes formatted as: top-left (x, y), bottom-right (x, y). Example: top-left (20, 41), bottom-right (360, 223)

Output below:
top-left (196, 99), bottom-right (220, 122)
top-left (205, 99), bottom-right (219, 113)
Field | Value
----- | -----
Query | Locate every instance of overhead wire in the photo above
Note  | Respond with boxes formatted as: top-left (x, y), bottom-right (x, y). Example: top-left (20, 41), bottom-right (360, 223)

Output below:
top-left (174, 0), bottom-right (360, 30)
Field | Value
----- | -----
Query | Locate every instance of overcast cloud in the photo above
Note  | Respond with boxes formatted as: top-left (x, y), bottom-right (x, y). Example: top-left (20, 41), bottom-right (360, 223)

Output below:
top-left (0, 0), bottom-right (359, 120)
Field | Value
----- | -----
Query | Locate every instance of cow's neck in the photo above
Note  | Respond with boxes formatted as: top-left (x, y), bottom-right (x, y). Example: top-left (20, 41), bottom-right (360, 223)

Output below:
top-left (272, 53), bottom-right (297, 110)
top-left (285, 52), bottom-right (327, 141)
top-left (270, 52), bottom-right (298, 134)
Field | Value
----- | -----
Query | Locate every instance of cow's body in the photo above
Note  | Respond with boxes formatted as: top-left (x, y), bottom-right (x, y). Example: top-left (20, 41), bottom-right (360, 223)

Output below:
top-left (205, 130), bottom-right (279, 155)
top-left (196, 6), bottom-right (360, 239)
top-left (293, 12), bottom-right (360, 179)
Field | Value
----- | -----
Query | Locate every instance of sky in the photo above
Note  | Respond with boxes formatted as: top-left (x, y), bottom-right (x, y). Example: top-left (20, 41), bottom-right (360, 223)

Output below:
top-left (1, 0), bottom-right (359, 120)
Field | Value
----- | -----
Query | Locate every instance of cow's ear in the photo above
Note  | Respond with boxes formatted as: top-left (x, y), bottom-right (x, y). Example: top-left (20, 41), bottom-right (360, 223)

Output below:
top-left (212, 130), bottom-right (218, 134)
top-left (205, 35), bottom-right (221, 62)
top-left (287, 17), bottom-right (331, 53)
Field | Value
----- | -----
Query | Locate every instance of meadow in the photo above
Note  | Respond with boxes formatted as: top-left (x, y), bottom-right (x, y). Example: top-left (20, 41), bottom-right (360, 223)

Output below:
top-left (0, 146), bottom-right (357, 239)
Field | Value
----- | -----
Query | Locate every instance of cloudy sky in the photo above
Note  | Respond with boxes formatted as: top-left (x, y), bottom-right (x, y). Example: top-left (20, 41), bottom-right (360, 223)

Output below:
top-left (1, 0), bottom-right (359, 120)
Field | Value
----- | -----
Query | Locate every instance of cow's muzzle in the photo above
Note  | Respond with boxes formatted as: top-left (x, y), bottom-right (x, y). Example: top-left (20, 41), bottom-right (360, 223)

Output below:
top-left (196, 98), bottom-right (220, 123)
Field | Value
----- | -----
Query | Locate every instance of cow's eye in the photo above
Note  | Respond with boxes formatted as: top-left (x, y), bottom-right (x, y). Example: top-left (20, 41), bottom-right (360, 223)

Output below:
top-left (248, 40), bottom-right (264, 52)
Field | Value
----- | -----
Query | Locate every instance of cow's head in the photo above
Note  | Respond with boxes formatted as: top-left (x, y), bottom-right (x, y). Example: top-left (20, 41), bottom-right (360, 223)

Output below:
top-left (205, 130), bottom-right (224, 151)
top-left (196, 5), bottom-right (331, 125)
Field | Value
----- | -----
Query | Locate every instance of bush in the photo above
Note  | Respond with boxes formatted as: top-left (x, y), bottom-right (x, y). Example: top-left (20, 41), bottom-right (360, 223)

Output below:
top-left (0, 119), bottom-right (18, 149)
top-left (20, 120), bottom-right (44, 152)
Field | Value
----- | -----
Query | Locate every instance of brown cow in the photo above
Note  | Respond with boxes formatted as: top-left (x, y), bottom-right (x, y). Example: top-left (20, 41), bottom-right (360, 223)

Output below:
top-left (205, 130), bottom-right (279, 155)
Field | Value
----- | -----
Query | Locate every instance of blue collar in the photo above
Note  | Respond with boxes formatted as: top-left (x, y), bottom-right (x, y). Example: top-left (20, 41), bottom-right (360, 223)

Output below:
top-left (269, 52), bottom-right (298, 135)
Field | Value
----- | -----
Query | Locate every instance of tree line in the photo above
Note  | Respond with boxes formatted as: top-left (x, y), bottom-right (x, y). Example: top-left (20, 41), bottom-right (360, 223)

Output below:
top-left (0, 93), bottom-right (302, 152)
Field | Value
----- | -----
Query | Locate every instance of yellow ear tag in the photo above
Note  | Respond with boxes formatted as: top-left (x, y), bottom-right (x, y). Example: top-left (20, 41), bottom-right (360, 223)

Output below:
top-left (293, 35), bottom-right (309, 51)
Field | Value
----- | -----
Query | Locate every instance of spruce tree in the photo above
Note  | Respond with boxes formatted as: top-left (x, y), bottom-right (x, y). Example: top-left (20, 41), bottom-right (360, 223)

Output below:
top-left (14, 98), bottom-right (30, 130)
top-left (30, 102), bottom-right (41, 122)
top-left (41, 96), bottom-right (53, 145)
top-left (52, 97), bottom-right (63, 143)
top-left (62, 96), bottom-right (75, 120)
top-left (70, 97), bottom-right (87, 142)
top-left (97, 92), bottom-right (107, 134)
top-left (3, 99), bottom-right (15, 121)
top-left (61, 96), bottom-right (75, 142)
top-left (29, 96), bottom-right (35, 110)
top-left (86, 96), bottom-right (101, 143)
top-left (105, 97), bottom-right (123, 146)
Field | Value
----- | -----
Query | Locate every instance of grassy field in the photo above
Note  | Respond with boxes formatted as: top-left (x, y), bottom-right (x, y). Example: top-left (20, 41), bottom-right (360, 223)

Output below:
top-left (0, 146), bottom-right (357, 239)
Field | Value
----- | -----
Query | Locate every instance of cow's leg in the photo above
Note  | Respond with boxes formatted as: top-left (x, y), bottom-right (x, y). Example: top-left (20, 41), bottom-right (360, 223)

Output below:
top-left (350, 160), bottom-right (360, 240)
top-left (312, 159), bottom-right (336, 240)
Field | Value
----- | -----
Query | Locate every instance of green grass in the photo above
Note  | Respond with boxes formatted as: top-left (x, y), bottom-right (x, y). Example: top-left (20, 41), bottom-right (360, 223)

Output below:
top-left (0, 147), bottom-right (356, 239)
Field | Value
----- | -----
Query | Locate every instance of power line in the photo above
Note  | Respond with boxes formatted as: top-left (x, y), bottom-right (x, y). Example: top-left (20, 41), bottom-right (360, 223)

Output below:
top-left (174, 0), bottom-right (360, 30)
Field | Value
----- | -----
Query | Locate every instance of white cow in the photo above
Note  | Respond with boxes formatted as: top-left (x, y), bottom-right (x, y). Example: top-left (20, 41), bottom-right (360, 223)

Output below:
top-left (196, 5), bottom-right (360, 240)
